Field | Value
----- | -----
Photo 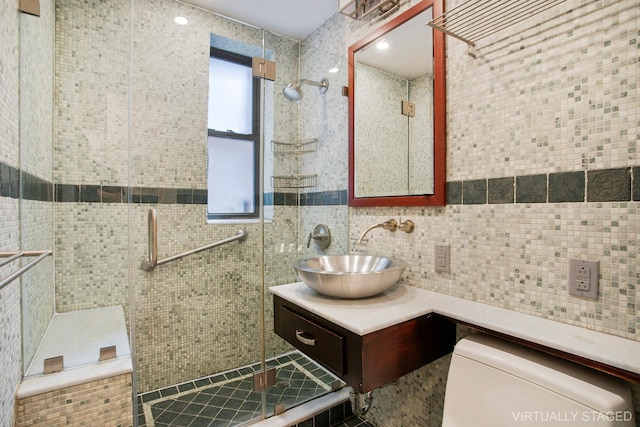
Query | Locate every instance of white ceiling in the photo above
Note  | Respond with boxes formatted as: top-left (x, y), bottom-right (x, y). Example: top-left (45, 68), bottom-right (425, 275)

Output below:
top-left (180, 0), bottom-right (339, 40)
top-left (356, 8), bottom-right (432, 80)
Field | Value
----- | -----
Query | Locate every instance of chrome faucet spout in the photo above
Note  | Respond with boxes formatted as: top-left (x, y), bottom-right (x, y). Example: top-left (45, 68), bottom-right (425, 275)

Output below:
top-left (357, 219), bottom-right (398, 244)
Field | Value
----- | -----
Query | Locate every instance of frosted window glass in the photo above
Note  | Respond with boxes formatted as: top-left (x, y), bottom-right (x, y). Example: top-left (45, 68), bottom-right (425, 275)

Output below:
top-left (207, 136), bottom-right (255, 215)
top-left (208, 57), bottom-right (253, 134)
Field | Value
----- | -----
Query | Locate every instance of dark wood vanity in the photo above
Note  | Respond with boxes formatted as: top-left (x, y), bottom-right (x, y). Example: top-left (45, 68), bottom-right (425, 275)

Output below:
top-left (272, 282), bottom-right (640, 391)
top-left (274, 295), bottom-right (456, 393)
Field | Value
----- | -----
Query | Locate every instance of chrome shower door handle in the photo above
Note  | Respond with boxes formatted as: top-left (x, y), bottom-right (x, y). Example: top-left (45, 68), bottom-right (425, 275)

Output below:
top-left (295, 329), bottom-right (316, 346)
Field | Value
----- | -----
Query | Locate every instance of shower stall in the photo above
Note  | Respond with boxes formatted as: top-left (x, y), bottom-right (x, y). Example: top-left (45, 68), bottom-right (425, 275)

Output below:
top-left (13, 0), bottom-right (349, 425)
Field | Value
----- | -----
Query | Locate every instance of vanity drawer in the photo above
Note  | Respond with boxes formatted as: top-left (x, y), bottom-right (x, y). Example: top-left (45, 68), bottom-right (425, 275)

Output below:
top-left (278, 306), bottom-right (344, 375)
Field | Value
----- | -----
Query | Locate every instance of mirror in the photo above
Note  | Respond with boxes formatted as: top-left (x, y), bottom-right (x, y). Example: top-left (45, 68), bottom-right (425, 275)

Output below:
top-left (348, 0), bottom-right (446, 207)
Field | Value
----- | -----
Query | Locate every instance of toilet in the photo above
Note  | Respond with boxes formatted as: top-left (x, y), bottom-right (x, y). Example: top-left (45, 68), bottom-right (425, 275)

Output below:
top-left (442, 334), bottom-right (636, 426)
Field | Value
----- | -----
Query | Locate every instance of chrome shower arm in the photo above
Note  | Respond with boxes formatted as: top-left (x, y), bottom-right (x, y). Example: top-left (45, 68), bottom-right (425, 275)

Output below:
top-left (298, 79), bottom-right (323, 88)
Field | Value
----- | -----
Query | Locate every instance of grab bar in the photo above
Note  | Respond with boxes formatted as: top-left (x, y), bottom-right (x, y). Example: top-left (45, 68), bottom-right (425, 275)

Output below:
top-left (0, 250), bottom-right (52, 290)
top-left (141, 208), bottom-right (247, 272)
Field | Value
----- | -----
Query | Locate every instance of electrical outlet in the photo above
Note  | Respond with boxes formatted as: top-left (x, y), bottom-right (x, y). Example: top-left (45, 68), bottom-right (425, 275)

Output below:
top-left (435, 244), bottom-right (450, 273)
top-left (568, 259), bottom-right (599, 300)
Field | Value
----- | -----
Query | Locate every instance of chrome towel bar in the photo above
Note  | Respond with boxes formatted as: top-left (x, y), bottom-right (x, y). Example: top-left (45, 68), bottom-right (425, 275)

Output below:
top-left (0, 250), bottom-right (52, 290)
top-left (140, 208), bottom-right (247, 272)
top-left (428, 0), bottom-right (566, 56)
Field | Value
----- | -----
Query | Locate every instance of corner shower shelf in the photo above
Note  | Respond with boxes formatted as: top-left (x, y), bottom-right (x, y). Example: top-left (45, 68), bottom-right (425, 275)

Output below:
top-left (271, 174), bottom-right (318, 190)
top-left (428, 0), bottom-right (566, 56)
top-left (271, 138), bottom-right (317, 155)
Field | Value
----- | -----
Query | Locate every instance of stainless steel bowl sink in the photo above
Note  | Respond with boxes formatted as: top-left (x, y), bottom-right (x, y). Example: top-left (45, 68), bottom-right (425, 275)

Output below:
top-left (293, 255), bottom-right (407, 299)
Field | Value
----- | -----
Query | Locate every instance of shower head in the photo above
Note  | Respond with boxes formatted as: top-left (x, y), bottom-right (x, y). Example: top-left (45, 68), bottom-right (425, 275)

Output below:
top-left (283, 78), bottom-right (329, 103)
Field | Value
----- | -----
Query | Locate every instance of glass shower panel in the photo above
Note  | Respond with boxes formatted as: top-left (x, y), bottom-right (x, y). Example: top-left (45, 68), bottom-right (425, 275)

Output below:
top-left (131, 2), bottom-right (344, 424)
top-left (262, 34), bottom-right (348, 416)
top-left (18, 0), bottom-right (55, 374)
top-left (131, 1), bottom-right (267, 425)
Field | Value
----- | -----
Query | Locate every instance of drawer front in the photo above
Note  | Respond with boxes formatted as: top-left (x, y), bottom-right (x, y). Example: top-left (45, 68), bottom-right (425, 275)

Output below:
top-left (279, 307), bottom-right (344, 375)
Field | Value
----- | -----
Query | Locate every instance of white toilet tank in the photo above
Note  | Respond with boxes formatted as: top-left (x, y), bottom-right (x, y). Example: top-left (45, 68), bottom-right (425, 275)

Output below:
top-left (442, 334), bottom-right (635, 427)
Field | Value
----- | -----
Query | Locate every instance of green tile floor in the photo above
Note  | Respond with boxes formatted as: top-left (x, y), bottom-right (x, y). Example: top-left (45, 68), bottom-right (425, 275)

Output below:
top-left (137, 351), bottom-right (370, 427)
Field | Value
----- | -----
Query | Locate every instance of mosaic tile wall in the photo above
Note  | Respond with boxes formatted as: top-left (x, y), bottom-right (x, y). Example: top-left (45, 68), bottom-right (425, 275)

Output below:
top-left (19, 0), bottom-right (55, 374)
top-left (322, 0), bottom-right (640, 425)
top-left (34, 0), bottom-right (640, 425)
top-left (0, 0), bottom-right (55, 426)
top-left (0, 0), bottom-right (19, 167)
top-left (54, 0), bottom-right (130, 187)
top-left (15, 373), bottom-right (133, 427)
top-left (53, 0), bottom-right (310, 395)
top-left (296, 34), bottom-right (350, 271)
top-left (298, 42), bottom-right (348, 194)
top-left (0, 0), bottom-right (22, 415)
top-left (52, 0), bottom-right (132, 315)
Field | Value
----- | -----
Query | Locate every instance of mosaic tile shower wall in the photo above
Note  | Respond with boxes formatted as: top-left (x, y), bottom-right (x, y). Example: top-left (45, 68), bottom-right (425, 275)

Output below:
top-left (0, 0), bottom-right (22, 422)
top-left (0, 0), bottom-right (55, 425)
top-left (19, 0), bottom-right (55, 374)
top-left (295, 37), bottom-right (350, 263)
top-left (53, 0), bottom-right (132, 313)
top-left (54, 0), bottom-right (308, 395)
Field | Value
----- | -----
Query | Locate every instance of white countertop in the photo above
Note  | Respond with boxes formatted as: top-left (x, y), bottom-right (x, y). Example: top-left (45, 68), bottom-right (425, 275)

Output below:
top-left (270, 282), bottom-right (640, 376)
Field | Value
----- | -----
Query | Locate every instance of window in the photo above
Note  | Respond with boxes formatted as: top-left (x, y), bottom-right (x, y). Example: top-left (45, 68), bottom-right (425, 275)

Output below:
top-left (207, 48), bottom-right (260, 221)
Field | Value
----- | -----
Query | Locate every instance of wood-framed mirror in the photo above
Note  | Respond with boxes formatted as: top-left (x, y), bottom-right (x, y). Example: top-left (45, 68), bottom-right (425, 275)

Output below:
top-left (348, 0), bottom-right (446, 207)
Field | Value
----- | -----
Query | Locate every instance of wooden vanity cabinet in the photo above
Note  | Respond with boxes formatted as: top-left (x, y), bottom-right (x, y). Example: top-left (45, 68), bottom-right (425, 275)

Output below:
top-left (273, 295), bottom-right (456, 393)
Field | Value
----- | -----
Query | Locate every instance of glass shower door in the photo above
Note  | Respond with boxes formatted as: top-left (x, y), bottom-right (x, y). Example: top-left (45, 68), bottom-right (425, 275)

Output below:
top-left (260, 33), bottom-right (349, 418)
top-left (130, 2), bottom-right (345, 425)
top-left (131, 1), bottom-right (267, 425)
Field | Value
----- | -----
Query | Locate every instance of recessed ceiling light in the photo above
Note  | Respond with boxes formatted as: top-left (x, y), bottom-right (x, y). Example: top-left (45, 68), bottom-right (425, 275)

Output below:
top-left (328, 67), bottom-right (339, 73)
top-left (376, 39), bottom-right (389, 50)
top-left (174, 16), bottom-right (188, 25)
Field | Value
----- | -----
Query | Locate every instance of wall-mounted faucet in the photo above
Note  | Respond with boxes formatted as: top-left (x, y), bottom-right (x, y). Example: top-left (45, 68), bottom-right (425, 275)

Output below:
top-left (357, 219), bottom-right (415, 244)
top-left (357, 219), bottom-right (397, 244)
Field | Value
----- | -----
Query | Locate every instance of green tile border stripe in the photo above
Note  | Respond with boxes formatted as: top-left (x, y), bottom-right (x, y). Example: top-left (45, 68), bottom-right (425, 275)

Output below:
top-left (4, 161), bottom-right (639, 206)
top-left (447, 166), bottom-right (640, 205)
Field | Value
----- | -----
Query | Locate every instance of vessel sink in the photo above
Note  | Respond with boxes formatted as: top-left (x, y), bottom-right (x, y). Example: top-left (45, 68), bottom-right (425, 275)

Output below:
top-left (293, 255), bottom-right (407, 299)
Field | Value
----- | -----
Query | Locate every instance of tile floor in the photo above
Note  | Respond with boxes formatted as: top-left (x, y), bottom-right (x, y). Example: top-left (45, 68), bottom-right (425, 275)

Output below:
top-left (137, 351), bottom-right (367, 427)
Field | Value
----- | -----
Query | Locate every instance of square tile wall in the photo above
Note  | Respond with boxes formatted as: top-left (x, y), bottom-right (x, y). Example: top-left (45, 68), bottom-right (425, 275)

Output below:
top-left (19, 0), bottom-right (56, 375)
top-left (15, 373), bottom-right (133, 427)
top-left (0, 0), bottom-right (55, 426)
top-left (333, 0), bottom-right (640, 425)
top-left (54, 0), bottom-right (312, 394)
top-left (0, 0), bottom-right (20, 417)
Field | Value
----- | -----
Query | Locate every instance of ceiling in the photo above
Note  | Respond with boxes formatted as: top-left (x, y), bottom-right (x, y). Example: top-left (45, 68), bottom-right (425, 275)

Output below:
top-left (356, 8), bottom-right (432, 80)
top-left (180, 0), bottom-right (339, 40)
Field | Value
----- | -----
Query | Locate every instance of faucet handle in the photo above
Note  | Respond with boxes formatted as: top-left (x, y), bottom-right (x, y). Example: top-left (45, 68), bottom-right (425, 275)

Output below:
top-left (398, 220), bottom-right (415, 233)
top-left (307, 224), bottom-right (331, 249)
top-left (382, 219), bottom-right (398, 231)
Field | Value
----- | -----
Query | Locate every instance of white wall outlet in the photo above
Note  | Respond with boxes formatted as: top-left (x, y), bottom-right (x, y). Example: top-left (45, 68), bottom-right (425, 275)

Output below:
top-left (435, 244), bottom-right (450, 273)
top-left (568, 258), bottom-right (599, 300)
